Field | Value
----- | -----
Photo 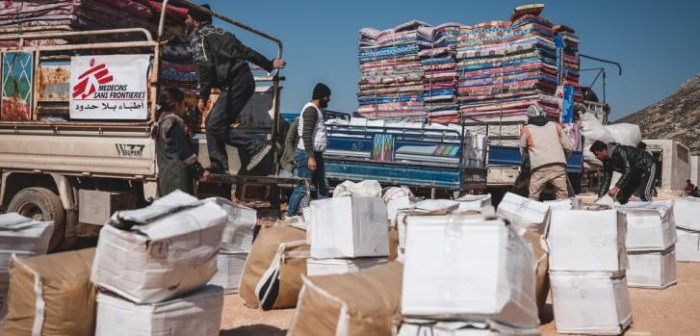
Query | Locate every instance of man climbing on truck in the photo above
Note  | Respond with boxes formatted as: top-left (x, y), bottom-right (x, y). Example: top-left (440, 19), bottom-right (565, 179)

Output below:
top-left (186, 4), bottom-right (286, 174)
top-left (519, 105), bottom-right (573, 200)
top-left (590, 140), bottom-right (657, 204)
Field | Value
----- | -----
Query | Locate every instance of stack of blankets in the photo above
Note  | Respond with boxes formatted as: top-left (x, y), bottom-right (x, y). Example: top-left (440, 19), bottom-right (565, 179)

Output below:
top-left (0, 0), bottom-right (193, 41)
top-left (419, 23), bottom-right (461, 124)
top-left (456, 12), bottom-right (561, 122)
top-left (357, 20), bottom-right (433, 121)
top-left (554, 24), bottom-right (583, 101)
top-left (0, 0), bottom-right (198, 89)
top-left (357, 4), bottom-right (582, 125)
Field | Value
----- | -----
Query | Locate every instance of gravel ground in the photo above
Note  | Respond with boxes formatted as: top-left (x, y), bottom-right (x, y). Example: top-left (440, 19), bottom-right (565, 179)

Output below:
top-left (220, 262), bottom-right (700, 336)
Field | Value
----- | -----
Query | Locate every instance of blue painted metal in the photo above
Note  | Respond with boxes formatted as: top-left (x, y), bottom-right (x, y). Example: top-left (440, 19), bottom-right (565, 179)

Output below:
top-left (488, 145), bottom-right (584, 174)
top-left (324, 124), bottom-right (484, 191)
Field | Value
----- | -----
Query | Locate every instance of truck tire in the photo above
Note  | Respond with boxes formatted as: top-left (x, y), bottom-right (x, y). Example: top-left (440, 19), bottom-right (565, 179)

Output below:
top-left (7, 187), bottom-right (66, 251)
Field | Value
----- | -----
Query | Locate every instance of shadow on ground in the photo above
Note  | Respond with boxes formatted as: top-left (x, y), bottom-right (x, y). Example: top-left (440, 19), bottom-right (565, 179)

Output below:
top-left (220, 325), bottom-right (286, 336)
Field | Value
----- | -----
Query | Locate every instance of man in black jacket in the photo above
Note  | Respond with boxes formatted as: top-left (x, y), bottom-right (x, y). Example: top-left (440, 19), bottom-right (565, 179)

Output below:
top-left (186, 6), bottom-right (285, 174)
top-left (590, 140), bottom-right (657, 204)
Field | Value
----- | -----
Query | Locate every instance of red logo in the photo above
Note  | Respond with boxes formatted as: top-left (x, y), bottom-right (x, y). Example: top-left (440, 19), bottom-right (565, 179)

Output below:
top-left (72, 58), bottom-right (114, 99)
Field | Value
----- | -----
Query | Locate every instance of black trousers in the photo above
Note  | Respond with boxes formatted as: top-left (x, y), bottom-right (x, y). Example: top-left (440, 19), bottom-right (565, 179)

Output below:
top-left (617, 164), bottom-right (656, 204)
top-left (205, 72), bottom-right (257, 172)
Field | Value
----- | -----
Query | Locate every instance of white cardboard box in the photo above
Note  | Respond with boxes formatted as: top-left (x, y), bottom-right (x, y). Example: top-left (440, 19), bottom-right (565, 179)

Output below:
top-left (95, 285), bottom-right (223, 336)
top-left (676, 228), bottom-right (700, 262)
top-left (496, 192), bottom-right (549, 232)
top-left (544, 198), bottom-right (579, 210)
top-left (398, 320), bottom-right (539, 336)
top-left (309, 197), bottom-right (389, 259)
top-left (402, 214), bottom-right (539, 329)
top-left (208, 249), bottom-right (248, 294)
top-left (618, 202), bottom-right (677, 252)
top-left (627, 248), bottom-right (677, 289)
top-left (548, 209), bottom-right (627, 274)
top-left (0, 213), bottom-right (54, 254)
top-left (674, 197), bottom-right (700, 231)
top-left (0, 250), bottom-right (34, 282)
top-left (456, 194), bottom-right (492, 211)
top-left (306, 257), bottom-right (388, 276)
top-left (206, 198), bottom-right (257, 251)
top-left (550, 272), bottom-right (633, 335)
top-left (91, 192), bottom-right (227, 304)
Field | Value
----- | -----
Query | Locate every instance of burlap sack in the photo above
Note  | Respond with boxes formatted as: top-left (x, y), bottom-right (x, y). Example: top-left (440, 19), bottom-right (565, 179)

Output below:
top-left (2, 248), bottom-right (96, 336)
top-left (388, 226), bottom-right (399, 261)
top-left (288, 261), bottom-right (403, 336)
top-left (521, 231), bottom-right (549, 315)
top-left (238, 225), bottom-right (308, 309)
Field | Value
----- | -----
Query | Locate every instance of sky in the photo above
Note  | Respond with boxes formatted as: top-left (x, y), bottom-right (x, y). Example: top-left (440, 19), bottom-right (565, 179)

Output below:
top-left (196, 0), bottom-right (700, 121)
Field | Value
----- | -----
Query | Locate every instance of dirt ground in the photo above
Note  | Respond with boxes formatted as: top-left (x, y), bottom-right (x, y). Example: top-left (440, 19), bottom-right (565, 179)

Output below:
top-left (219, 262), bottom-right (700, 336)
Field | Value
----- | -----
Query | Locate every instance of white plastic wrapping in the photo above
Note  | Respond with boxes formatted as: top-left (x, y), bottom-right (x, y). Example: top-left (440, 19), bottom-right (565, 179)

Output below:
top-left (398, 320), bottom-right (539, 336)
top-left (550, 272), bottom-right (632, 335)
top-left (605, 124), bottom-right (642, 147)
top-left (91, 191), bottom-right (227, 304)
top-left (0, 213), bottom-right (54, 254)
top-left (333, 180), bottom-right (383, 198)
top-left (455, 194), bottom-right (492, 211)
top-left (673, 197), bottom-right (700, 231)
top-left (208, 249), bottom-right (248, 293)
top-left (496, 192), bottom-right (550, 232)
top-left (95, 286), bottom-right (223, 336)
top-left (675, 228), bottom-right (700, 262)
top-left (309, 197), bottom-right (389, 259)
top-left (548, 209), bottom-right (627, 274)
top-left (618, 201), bottom-right (677, 252)
top-left (206, 198), bottom-right (257, 251)
top-left (306, 257), bottom-right (388, 276)
top-left (543, 198), bottom-right (579, 210)
top-left (402, 214), bottom-right (539, 329)
top-left (627, 248), bottom-right (677, 289)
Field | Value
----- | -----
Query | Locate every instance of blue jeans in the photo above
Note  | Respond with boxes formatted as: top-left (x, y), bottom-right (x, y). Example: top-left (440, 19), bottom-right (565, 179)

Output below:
top-left (288, 149), bottom-right (328, 216)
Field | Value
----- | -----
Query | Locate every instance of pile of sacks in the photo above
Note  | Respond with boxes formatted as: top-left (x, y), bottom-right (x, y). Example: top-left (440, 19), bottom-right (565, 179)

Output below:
top-left (581, 112), bottom-right (642, 166)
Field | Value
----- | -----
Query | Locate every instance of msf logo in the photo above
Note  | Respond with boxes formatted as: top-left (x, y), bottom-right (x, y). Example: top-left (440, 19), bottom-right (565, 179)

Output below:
top-left (72, 58), bottom-right (114, 99)
top-left (115, 144), bottom-right (145, 157)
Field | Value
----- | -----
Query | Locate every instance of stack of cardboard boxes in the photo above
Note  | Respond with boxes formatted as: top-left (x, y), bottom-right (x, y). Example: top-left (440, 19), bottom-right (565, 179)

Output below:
top-left (306, 196), bottom-right (390, 276)
top-left (398, 201), bottom-right (540, 335)
top-left (618, 201), bottom-right (678, 288)
top-left (674, 197), bottom-right (700, 262)
top-left (548, 209), bottom-right (633, 335)
top-left (207, 198), bottom-right (257, 293)
top-left (90, 191), bottom-right (227, 336)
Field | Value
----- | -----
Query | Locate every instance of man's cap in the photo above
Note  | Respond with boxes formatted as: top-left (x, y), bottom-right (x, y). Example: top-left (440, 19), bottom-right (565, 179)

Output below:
top-left (190, 4), bottom-right (212, 23)
top-left (527, 105), bottom-right (543, 118)
top-left (312, 83), bottom-right (331, 100)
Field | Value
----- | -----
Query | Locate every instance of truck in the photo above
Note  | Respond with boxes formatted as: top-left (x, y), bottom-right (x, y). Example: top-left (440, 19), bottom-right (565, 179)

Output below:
top-left (0, 1), bottom-right (290, 250)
